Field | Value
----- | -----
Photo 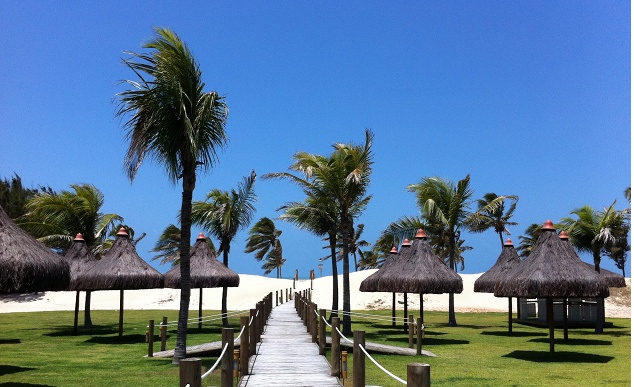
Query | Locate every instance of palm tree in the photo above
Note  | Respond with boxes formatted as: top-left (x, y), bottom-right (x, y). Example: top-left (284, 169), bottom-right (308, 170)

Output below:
top-left (516, 223), bottom-right (541, 259)
top-left (116, 28), bottom-right (228, 362)
top-left (191, 171), bottom-right (257, 326)
top-left (407, 174), bottom-right (474, 326)
top-left (150, 224), bottom-right (182, 265)
top-left (245, 217), bottom-right (285, 278)
top-left (467, 193), bottom-right (518, 246)
top-left (266, 130), bottom-right (373, 334)
top-left (342, 224), bottom-right (370, 271)
top-left (19, 184), bottom-right (123, 328)
top-left (560, 202), bottom-right (629, 333)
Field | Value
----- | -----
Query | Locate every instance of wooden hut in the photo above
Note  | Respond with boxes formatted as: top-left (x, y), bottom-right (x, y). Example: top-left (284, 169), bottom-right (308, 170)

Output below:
top-left (474, 238), bottom-right (521, 332)
top-left (494, 220), bottom-right (609, 353)
top-left (64, 233), bottom-right (99, 333)
top-left (362, 229), bottom-right (463, 326)
top-left (0, 204), bottom-right (70, 294)
top-left (164, 233), bottom-right (239, 329)
top-left (76, 228), bottom-right (163, 336)
top-left (359, 246), bottom-right (400, 326)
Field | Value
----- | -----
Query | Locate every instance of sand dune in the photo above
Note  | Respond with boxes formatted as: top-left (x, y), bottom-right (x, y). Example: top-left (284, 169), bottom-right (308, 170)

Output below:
top-left (0, 271), bottom-right (630, 318)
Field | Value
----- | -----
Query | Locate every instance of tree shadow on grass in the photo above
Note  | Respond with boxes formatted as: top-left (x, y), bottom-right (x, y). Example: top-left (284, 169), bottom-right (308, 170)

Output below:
top-left (503, 350), bottom-right (614, 363)
top-left (0, 365), bottom-right (35, 376)
top-left (529, 337), bottom-right (613, 346)
top-left (84, 333), bottom-right (146, 345)
top-left (412, 337), bottom-right (469, 346)
top-left (481, 330), bottom-right (548, 338)
top-left (0, 339), bottom-right (21, 344)
top-left (44, 325), bottom-right (119, 337)
top-left (0, 383), bottom-right (56, 387)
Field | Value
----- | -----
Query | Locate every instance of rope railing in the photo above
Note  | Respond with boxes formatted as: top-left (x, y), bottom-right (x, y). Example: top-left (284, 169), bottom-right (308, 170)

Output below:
top-left (357, 342), bottom-right (407, 384)
top-left (335, 326), bottom-right (353, 344)
top-left (201, 342), bottom-right (229, 380)
top-left (153, 309), bottom-right (248, 328)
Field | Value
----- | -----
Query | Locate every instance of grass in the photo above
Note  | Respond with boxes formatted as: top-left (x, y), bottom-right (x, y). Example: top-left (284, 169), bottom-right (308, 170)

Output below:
top-left (0, 308), bottom-right (629, 386)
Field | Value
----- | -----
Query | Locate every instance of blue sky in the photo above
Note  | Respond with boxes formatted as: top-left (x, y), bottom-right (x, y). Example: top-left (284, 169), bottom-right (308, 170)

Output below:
top-left (1, 1), bottom-right (630, 278)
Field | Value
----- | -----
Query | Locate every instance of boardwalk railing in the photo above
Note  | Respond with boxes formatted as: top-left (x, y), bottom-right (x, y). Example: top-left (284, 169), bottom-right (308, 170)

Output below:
top-left (170, 289), bottom-right (292, 387)
top-left (295, 291), bottom-right (431, 387)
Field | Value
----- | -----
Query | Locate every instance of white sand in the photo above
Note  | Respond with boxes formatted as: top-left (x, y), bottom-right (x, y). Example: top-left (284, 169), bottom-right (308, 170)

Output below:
top-left (0, 271), bottom-right (630, 318)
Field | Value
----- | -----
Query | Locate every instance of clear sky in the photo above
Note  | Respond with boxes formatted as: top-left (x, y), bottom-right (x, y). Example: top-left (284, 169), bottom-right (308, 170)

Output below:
top-left (1, 1), bottom-right (630, 278)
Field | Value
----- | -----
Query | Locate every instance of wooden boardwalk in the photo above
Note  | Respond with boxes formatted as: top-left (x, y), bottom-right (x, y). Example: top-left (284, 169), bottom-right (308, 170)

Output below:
top-left (238, 301), bottom-right (341, 387)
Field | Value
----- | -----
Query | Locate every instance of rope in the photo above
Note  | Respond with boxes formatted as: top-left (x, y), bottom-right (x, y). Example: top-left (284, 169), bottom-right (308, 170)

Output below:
top-left (235, 324), bottom-right (246, 341)
top-left (201, 342), bottom-right (229, 380)
top-left (335, 326), bottom-right (353, 344)
top-left (321, 315), bottom-right (332, 328)
top-left (357, 343), bottom-right (407, 385)
top-left (154, 310), bottom-right (249, 328)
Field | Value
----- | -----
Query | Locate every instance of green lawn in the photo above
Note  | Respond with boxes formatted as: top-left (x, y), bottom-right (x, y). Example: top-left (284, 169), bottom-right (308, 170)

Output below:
top-left (0, 308), bottom-right (629, 386)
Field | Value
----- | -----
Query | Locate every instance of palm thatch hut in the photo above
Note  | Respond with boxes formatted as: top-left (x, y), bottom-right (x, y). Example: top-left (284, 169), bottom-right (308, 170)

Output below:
top-left (494, 220), bottom-right (609, 353)
top-left (76, 228), bottom-right (163, 336)
top-left (64, 233), bottom-right (99, 334)
top-left (359, 246), bottom-right (400, 325)
top-left (362, 229), bottom-right (463, 326)
top-left (164, 233), bottom-right (239, 329)
top-left (474, 238), bottom-right (521, 332)
top-left (0, 204), bottom-right (70, 294)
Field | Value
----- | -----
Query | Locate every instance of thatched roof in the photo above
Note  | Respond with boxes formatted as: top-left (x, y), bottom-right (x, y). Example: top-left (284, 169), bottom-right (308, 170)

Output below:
top-left (370, 229), bottom-right (463, 294)
top-left (494, 221), bottom-right (609, 298)
top-left (164, 233), bottom-right (239, 289)
top-left (359, 245), bottom-right (399, 292)
top-left (76, 228), bottom-right (163, 291)
top-left (474, 238), bottom-right (521, 293)
top-left (64, 234), bottom-right (98, 291)
top-left (558, 231), bottom-right (626, 288)
top-left (0, 204), bottom-right (70, 294)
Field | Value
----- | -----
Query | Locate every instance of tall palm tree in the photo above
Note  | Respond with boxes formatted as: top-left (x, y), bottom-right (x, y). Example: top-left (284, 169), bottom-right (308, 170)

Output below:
top-left (339, 224), bottom-right (370, 271)
top-left (245, 217), bottom-right (285, 278)
top-left (192, 171), bottom-right (257, 325)
top-left (116, 27), bottom-right (228, 362)
top-left (467, 193), bottom-right (518, 246)
top-left (516, 223), bottom-right (541, 259)
top-left (266, 130), bottom-right (373, 334)
top-left (407, 174), bottom-right (474, 326)
top-left (560, 202), bottom-right (629, 333)
top-left (150, 224), bottom-right (182, 266)
top-left (19, 183), bottom-right (123, 328)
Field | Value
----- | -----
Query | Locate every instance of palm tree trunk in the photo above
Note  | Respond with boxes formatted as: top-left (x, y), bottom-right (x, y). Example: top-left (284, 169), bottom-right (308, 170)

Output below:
top-left (341, 218), bottom-right (352, 336)
top-left (222, 249), bottom-right (230, 326)
top-left (448, 255), bottom-right (458, 326)
top-left (498, 231), bottom-right (504, 247)
top-left (329, 235), bottom-right (339, 322)
top-left (593, 254), bottom-right (604, 334)
top-left (173, 180), bottom-right (194, 364)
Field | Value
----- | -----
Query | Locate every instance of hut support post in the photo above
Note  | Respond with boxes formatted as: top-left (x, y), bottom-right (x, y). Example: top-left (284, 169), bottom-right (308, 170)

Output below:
top-left (73, 291), bottom-right (80, 335)
top-left (161, 316), bottom-right (167, 352)
top-left (547, 297), bottom-right (555, 354)
top-left (198, 288), bottom-right (203, 331)
top-left (419, 293), bottom-right (424, 323)
top-left (392, 293), bottom-right (396, 327)
top-left (508, 297), bottom-right (513, 333)
top-left (563, 298), bottom-right (569, 341)
top-left (353, 330), bottom-right (365, 387)
top-left (84, 290), bottom-right (93, 328)
top-left (403, 293), bottom-right (408, 332)
top-left (119, 289), bottom-right (124, 337)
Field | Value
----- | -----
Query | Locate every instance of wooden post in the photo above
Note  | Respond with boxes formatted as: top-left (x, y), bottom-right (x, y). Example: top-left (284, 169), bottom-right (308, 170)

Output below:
top-left (319, 308), bottom-right (326, 355)
top-left (407, 363), bottom-right (430, 387)
top-left (341, 351), bottom-right (348, 379)
top-left (73, 291), bottom-right (80, 335)
top-left (249, 308), bottom-right (257, 355)
top-left (233, 349), bottom-right (240, 378)
top-left (119, 289), bottom-right (124, 337)
top-left (257, 302), bottom-right (264, 342)
top-left (240, 316), bottom-right (249, 376)
top-left (403, 292), bottom-right (408, 332)
top-left (331, 317), bottom-right (341, 377)
top-left (353, 330), bottom-right (365, 387)
top-left (508, 297), bottom-right (513, 333)
top-left (408, 314), bottom-right (414, 348)
top-left (276, 290), bottom-right (279, 306)
top-left (148, 319), bottom-right (154, 357)
top-left (563, 298), bottom-right (569, 341)
top-left (221, 328), bottom-right (234, 387)
top-left (416, 317), bottom-right (423, 356)
top-left (161, 316), bottom-right (167, 352)
top-left (392, 292), bottom-right (396, 327)
top-left (310, 304), bottom-right (317, 341)
top-left (179, 358), bottom-right (201, 387)
top-left (419, 293), bottom-right (424, 323)
top-left (547, 297), bottom-right (555, 354)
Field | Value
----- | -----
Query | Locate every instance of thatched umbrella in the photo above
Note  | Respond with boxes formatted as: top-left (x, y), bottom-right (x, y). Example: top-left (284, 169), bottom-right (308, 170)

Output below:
top-left (164, 233), bottom-right (239, 329)
top-left (77, 228), bottom-right (163, 337)
top-left (363, 229), bottom-right (463, 326)
top-left (494, 220), bottom-right (609, 354)
top-left (64, 233), bottom-right (99, 334)
top-left (474, 238), bottom-right (521, 332)
top-left (0, 204), bottom-right (70, 294)
top-left (359, 246), bottom-right (400, 325)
